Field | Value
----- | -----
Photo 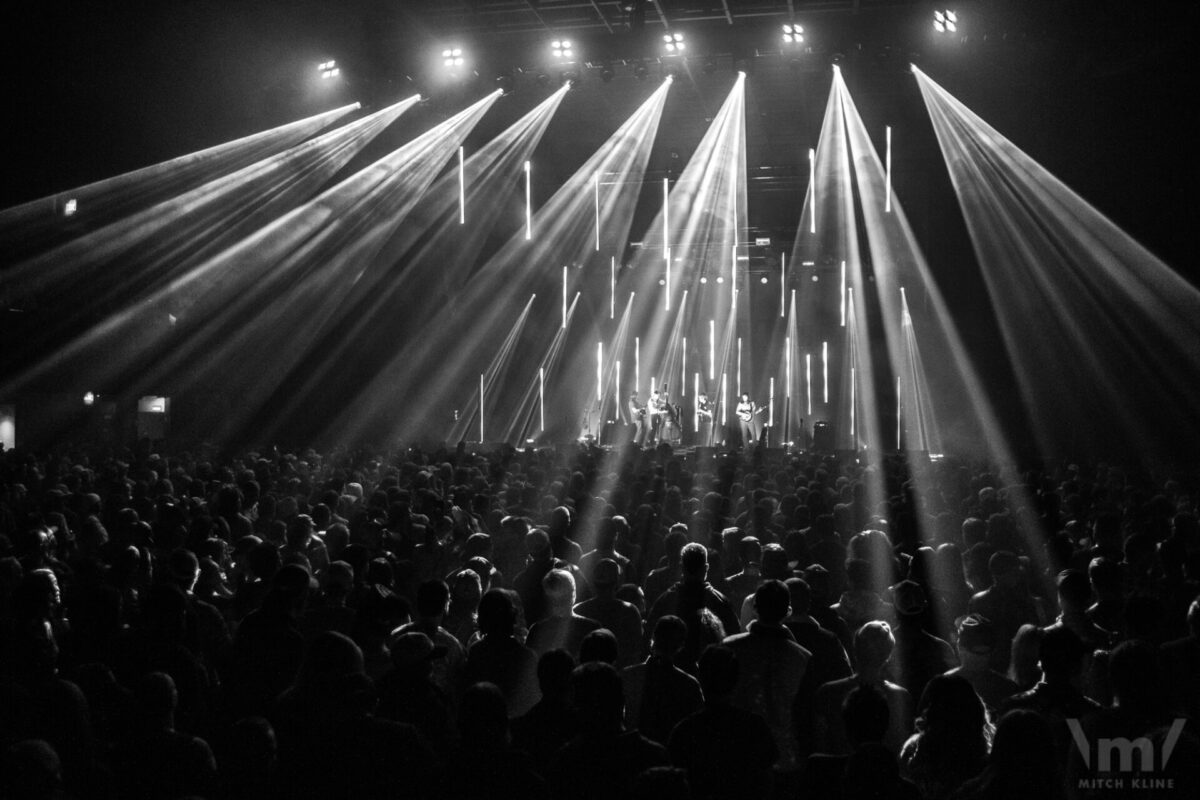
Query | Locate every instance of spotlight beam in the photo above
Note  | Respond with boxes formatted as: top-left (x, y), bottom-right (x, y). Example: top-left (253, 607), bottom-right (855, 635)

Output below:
top-left (345, 81), bottom-right (670, 443)
top-left (913, 65), bottom-right (1200, 457)
top-left (0, 103), bottom-right (360, 260)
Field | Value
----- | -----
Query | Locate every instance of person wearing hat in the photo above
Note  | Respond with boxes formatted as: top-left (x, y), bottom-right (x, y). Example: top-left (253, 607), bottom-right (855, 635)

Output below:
top-left (943, 614), bottom-right (1019, 715)
top-left (575, 558), bottom-right (644, 667)
top-left (377, 631), bottom-right (453, 754)
top-left (889, 580), bottom-right (957, 704)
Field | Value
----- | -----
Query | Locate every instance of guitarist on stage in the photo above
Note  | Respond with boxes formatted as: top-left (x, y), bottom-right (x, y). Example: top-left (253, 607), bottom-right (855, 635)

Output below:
top-left (695, 391), bottom-right (714, 447)
top-left (736, 392), bottom-right (762, 450)
top-left (628, 392), bottom-right (648, 447)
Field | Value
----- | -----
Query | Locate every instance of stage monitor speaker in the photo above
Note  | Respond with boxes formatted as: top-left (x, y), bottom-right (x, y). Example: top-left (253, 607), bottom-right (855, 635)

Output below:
top-left (812, 420), bottom-right (834, 452)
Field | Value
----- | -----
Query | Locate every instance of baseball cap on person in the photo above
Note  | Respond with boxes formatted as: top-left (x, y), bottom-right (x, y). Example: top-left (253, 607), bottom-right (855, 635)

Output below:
top-left (390, 632), bottom-right (448, 668)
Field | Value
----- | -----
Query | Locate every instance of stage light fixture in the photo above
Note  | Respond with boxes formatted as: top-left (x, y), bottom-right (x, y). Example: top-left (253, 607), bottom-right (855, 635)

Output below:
top-left (551, 39), bottom-right (574, 58)
top-left (633, 61), bottom-right (649, 80)
top-left (663, 32), bottom-right (685, 53)
top-left (443, 47), bottom-right (465, 68)
top-left (318, 60), bottom-right (340, 79)
top-left (934, 10), bottom-right (957, 33)
top-left (782, 23), bottom-right (804, 44)
top-left (700, 276), bottom-right (708, 284)
top-left (63, 198), bottom-right (77, 217)
top-left (600, 63), bottom-right (615, 82)
top-left (716, 275), bottom-right (725, 284)
top-left (760, 275), bottom-right (769, 284)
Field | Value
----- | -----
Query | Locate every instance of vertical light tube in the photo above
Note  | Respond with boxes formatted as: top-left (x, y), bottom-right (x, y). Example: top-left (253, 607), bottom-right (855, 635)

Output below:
top-left (850, 366), bottom-right (856, 441)
top-left (708, 320), bottom-right (715, 381)
top-left (885, 126), bottom-right (892, 214)
top-left (682, 338), bottom-right (687, 396)
top-left (806, 354), bottom-right (812, 416)
top-left (562, 266), bottom-right (568, 329)
top-left (458, 146), bottom-right (466, 224)
top-left (897, 375), bottom-right (902, 450)
top-left (840, 261), bottom-right (846, 327)
top-left (822, 341), bottom-right (829, 404)
top-left (479, 374), bottom-right (485, 442)
top-left (786, 337), bottom-right (792, 399)
top-left (769, 377), bottom-right (775, 428)
top-left (736, 337), bottom-right (742, 396)
top-left (539, 367), bottom-right (545, 433)
top-left (721, 373), bottom-right (728, 425)
top-left (524, 160), bottom-right (532, 240)
top-left (651, 376), bottom-right (656, 393)
top-left (663, 178), bottom-right (670, 311)
top-left (635, 337), bottom-right (641, 394)
top-left (597, 342), bottom-right (603, 402)
top-left (616, 360), bottom-right (622, 417)
top-left (663, 177), bottom-right (670, 249)
top-left (693, 372), bottom-right (699, 431)
top-left (809, 147), bottom-right (816, 234)
top-left (780, 252), bottom-right (786, 318)
top-left (730, 245), bottom-right (737, 292)
top-left (594, 170), bottom-right (601, 250)
top-left (610, 256), bottom-right (615, 319)
top-left (665, 247), bottom-right (671, 311)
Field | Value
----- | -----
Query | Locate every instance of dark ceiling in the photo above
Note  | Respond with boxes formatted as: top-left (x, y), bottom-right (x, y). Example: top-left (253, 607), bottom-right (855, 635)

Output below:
top-left (2, 0), bottom-right (1196, 272)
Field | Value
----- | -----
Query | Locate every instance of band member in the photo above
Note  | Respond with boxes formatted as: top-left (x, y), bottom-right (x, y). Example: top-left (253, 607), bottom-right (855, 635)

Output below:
top-left (736, 392), bottom-right (760, 449)
top-left (660, 389), bottom-right (682, 446)
top-left (695, 391), bottom-right (714, 446)
top-left (646, 388), bottom-right (666, 446)
top-left (628, 392), bottom-right (647, 446)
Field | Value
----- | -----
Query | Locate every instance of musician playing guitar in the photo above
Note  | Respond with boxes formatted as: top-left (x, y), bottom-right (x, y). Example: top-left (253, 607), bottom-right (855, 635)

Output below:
top-left (645, 388), bottom-right (667, 447)
top-left (695, 391), bottom-right (714, 447)
top-left (736, 392), bottom-right (763, 450)
top-left (628, 392), bottom-right (647, 447)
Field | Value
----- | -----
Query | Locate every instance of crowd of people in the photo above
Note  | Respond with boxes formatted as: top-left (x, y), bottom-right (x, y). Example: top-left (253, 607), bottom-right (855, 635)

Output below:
top-left (1, 438), bottom-right (1197, 799)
